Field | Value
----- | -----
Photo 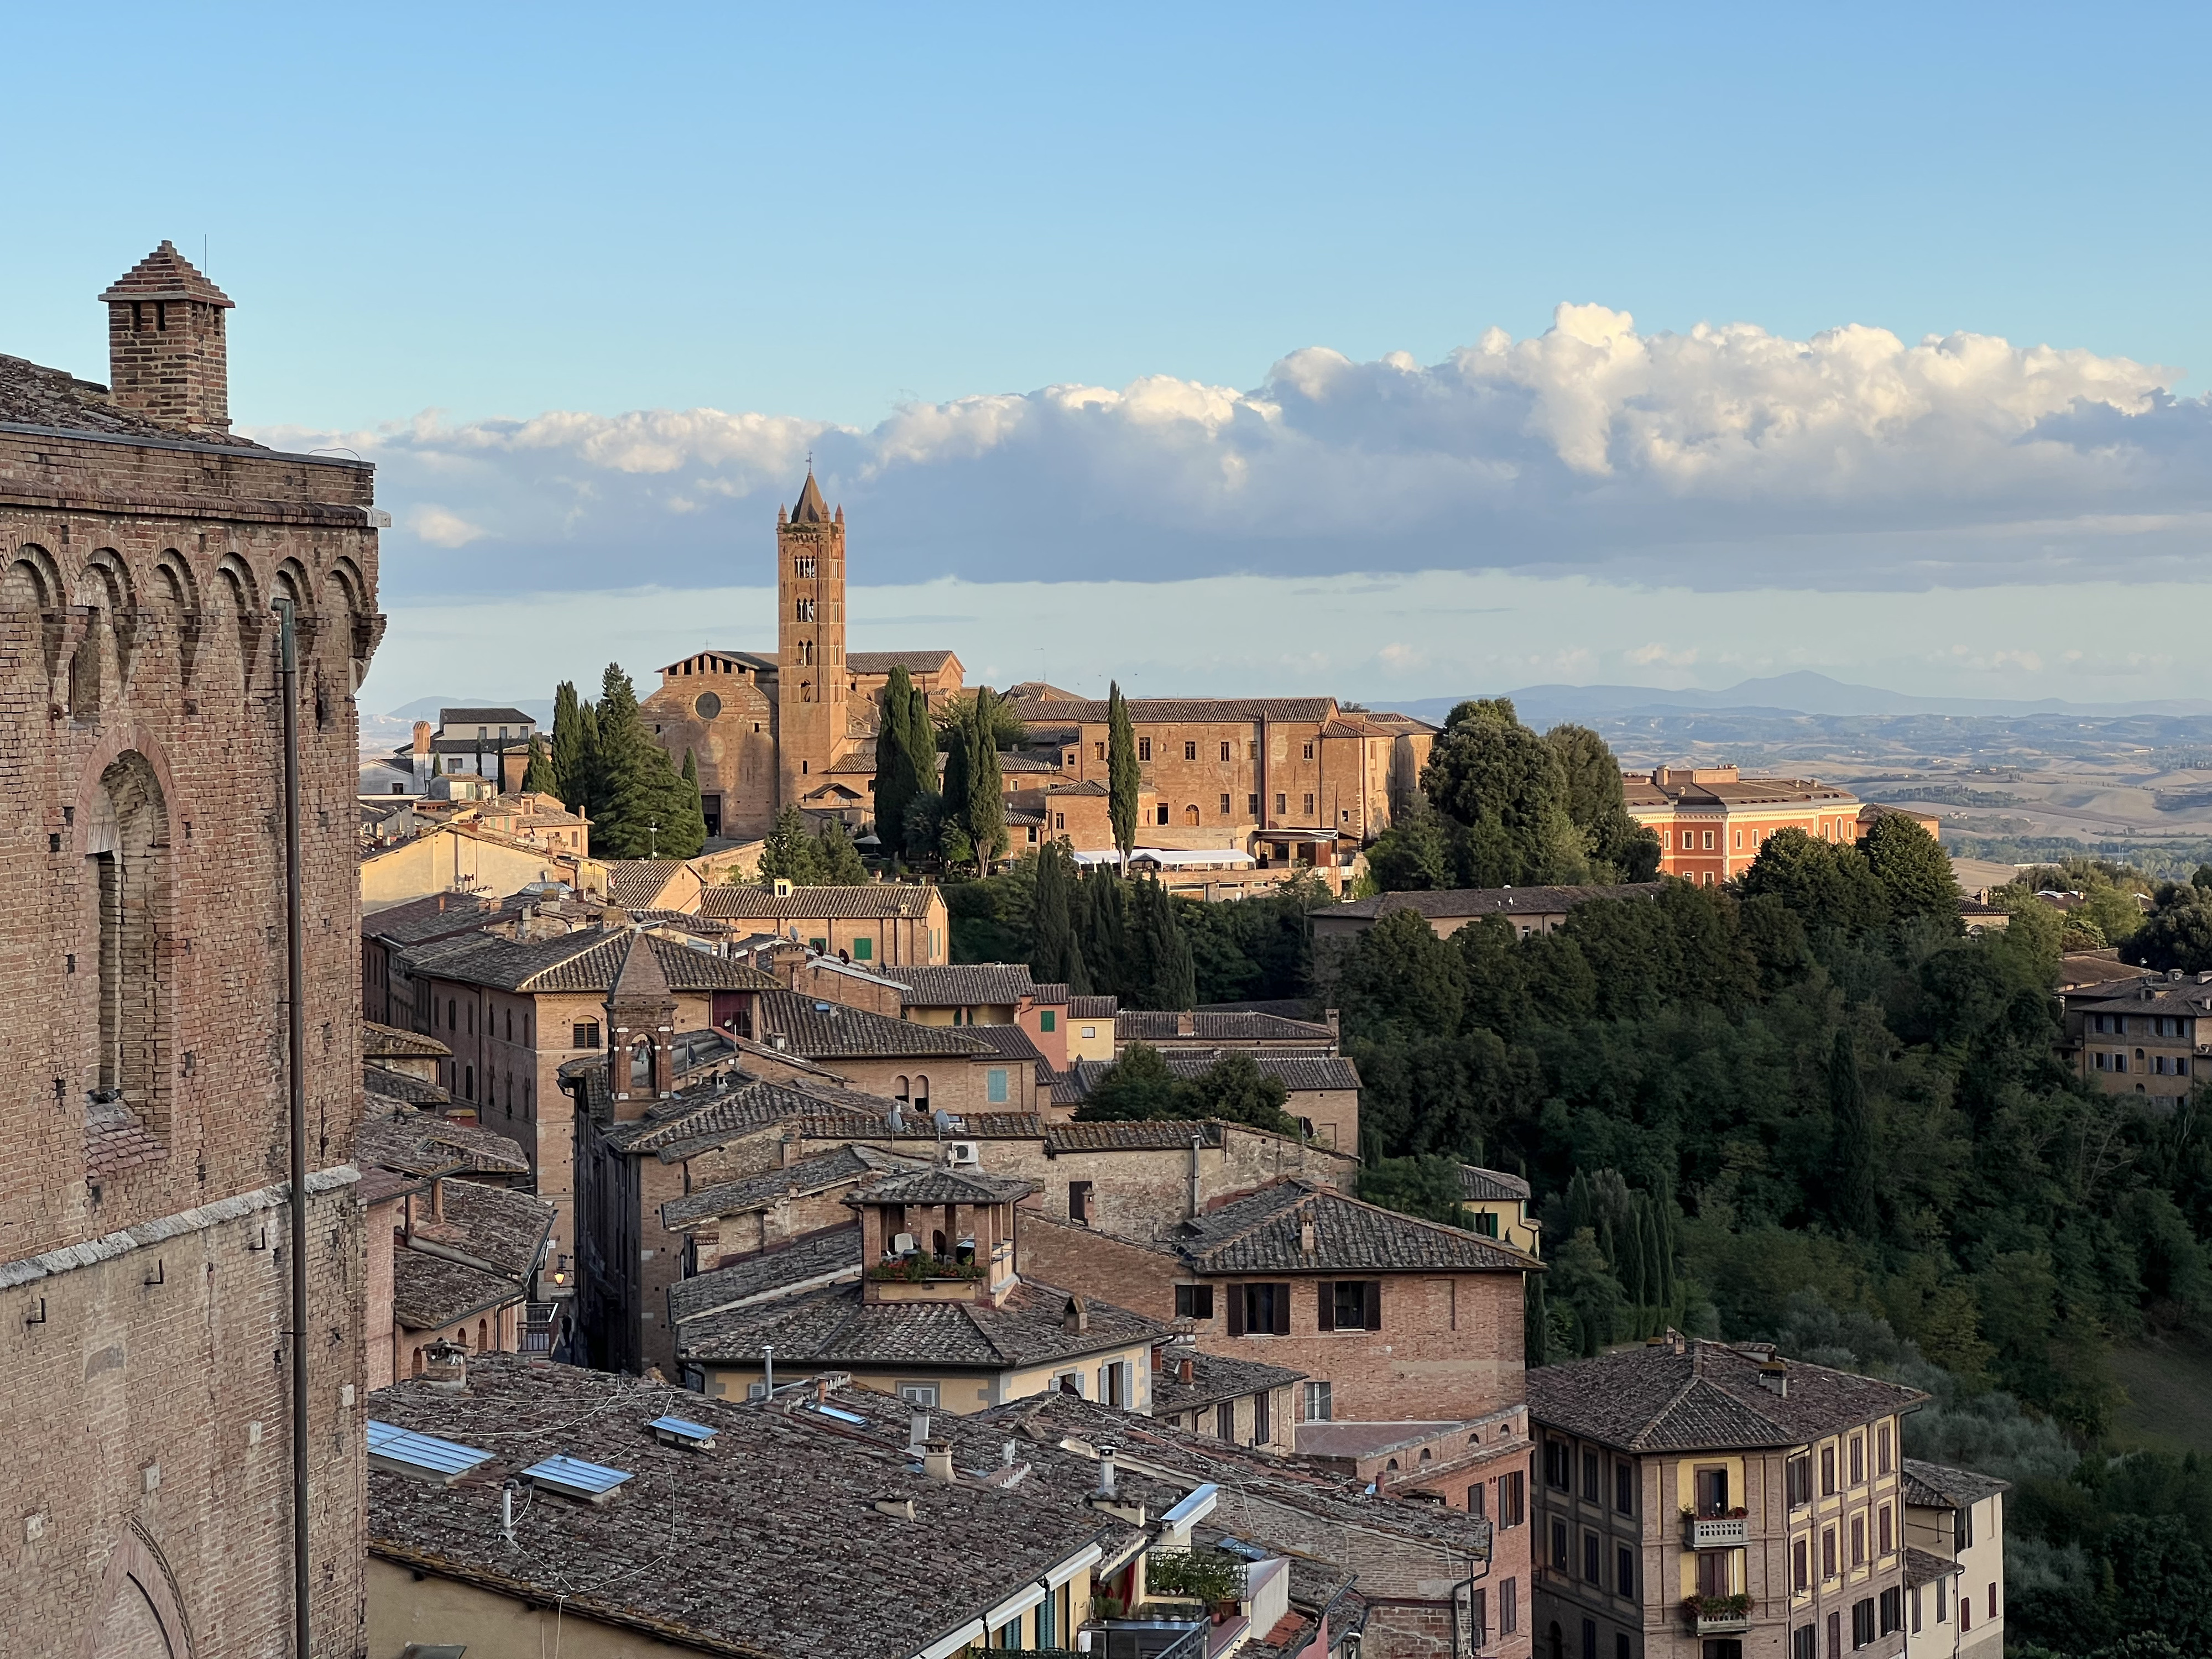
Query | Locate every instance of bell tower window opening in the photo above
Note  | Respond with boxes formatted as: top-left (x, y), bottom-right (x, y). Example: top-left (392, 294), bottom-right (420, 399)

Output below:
top-left (795, 555), bottom-right (816, 578)
top-left (795, 598), bottom-right (816, 622)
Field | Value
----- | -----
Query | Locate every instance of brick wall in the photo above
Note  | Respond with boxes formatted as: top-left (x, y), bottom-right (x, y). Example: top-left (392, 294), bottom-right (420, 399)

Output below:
top-left (2, 422), bottom-right (379, 1656)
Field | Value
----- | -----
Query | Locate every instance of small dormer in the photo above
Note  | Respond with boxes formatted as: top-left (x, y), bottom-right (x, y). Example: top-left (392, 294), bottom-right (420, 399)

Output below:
top-left (847, 1166), bottom-right (1034, 1307)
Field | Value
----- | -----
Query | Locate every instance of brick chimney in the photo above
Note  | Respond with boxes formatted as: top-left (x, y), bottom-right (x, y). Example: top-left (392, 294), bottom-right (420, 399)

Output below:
top-left (100, 241), bottom-right (234, 434)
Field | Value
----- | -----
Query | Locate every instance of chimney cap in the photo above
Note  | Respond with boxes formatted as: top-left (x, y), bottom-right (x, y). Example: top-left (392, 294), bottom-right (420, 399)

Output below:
top-left (100, 240), bottom-right (233, 307)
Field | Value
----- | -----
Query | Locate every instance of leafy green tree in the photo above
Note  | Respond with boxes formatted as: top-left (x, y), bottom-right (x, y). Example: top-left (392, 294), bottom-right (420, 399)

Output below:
top-left (521, 732), bottom-right (559, 796)
top-left (1827, 1027), bottom-right (1880, 1237)
top-left (1107, 680), bottom-right (1139, 865)
top-left (1359, 1154), bottom-right (1470, 1227)
top-left (1863, 812), bottom-right (1960, 925)
top-left (1187, 1051), bottom-right (1298, 1134)
top-left (967, 687), bottom-right (1008, 874)
top-left (759, 805), bottom-right (828, 886)
top-left (1366, 805), bottom-right (1460, 891)
top-left (1072, 1043), bottom-right (1198, 1121)
top-left (903, 791), bottom-right (946, 866)
top-left (1548, 1225), bottom-right (1625, 1357)
top-left (1546, 722), bottom-right (1663, 880)
top-left (2127, 881), bottom-right (2212, 972)
top-left (933, 688), bottom-right (1028, 752)
top-left (1418, 698), bottom-right (1590, 885)
top-left (1737, 826), bottom-right (1891, 935)
top-left (816, 816), bottom-right (869, 884)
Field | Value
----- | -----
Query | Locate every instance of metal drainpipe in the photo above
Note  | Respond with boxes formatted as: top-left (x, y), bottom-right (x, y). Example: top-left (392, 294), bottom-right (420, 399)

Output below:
top-left (273, 597), bottom-right (312, 1659)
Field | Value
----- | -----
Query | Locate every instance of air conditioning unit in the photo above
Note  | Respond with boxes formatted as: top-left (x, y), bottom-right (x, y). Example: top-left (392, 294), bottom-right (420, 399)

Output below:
top-left (946, 1141), bottom-right (981, 1168)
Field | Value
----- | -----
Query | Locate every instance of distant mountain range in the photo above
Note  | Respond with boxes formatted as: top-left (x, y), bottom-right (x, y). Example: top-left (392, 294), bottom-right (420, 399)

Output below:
top-left (1379, 671), bottom-right (2212, 727)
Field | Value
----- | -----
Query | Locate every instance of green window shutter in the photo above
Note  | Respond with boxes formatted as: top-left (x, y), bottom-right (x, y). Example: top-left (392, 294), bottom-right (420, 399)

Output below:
top-left (1041, 1010), bottom-right (1056, 1032)
top-left (854, 937), bottom-right (873, 961)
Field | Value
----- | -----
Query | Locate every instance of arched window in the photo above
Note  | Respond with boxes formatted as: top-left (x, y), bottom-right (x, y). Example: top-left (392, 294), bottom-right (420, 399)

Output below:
top-left (800, 681), bottom-right (813, 703)
top-left (86, 752), bottom-right (171, 1136)
top-left (894, 1075), bottom-right (910, 1103)
top-left (630, 1041), bottom-right (653, 1089)
top-left (463, 1065), bottom-right (473, 1099)
top-left (412, 1348), bottom-right (425, 1378)
top-left (478, 1318), bottom-right (489, 1353)
top-left (913, 1073), bottom-right (930, 1111)
top-left (1183, 805), bottom-right (1199, 826)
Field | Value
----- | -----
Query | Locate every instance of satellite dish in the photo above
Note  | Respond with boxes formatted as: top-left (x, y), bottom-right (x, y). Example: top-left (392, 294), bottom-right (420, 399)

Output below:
top-left (886, 1103), bottom-right (905, 1131)
top-left (932, 1108), bottom-right (954, 1134)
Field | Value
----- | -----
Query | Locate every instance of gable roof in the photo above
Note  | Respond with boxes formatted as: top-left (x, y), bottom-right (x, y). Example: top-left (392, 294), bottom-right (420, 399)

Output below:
top-left (357, 1110), bottom-right (530, 1180)
top-left (603, 860), bottom-right (688, 906)
top-left (437, 707), bottom-right (534, 728)
top-left (660, 1145), bottom-right (926, 1232)
top-left (1526, 1339), bottom-right (1927, 1453)
top-left (390, 1178), bottom-right (555, 1331)
top-left (1170, 1180), bottom-right (1536, 1276)
top-left (1151, 1350), bottom-right (1310, 1417)
top-left (1062, 1051), bottom-right (1360, 1097)
top-left (698, 883), bottom-right (942, 921)
top-left (406, 929), bottom-right (778, 995)
top-left (1007, 695), bottom-right (1340, 725)
top-left (667, 1224), bottom-right (868, 1323)
top-left (1115, 1010), bottom-right (1337, 1045)
top-left (673, 1276), bottom-right (1164, 1371)
top-left (883, 962), bottom-right (1040, 1006)
top-left (1459, 1165), bottom-right (1532, 1203)
top-left (362, 1021), bottom-right (451, 1062)
top-left (755, 988), bottom-right (993, 1060)
top-left (1900, 1458), bottom-right (2011, 1508)
top-left (843, 1166), bottom-right (1035, 1207)
top-left (846, 649), bottom-right (959, 675)
top-left (600, 1073), bottom-right (894, 1160)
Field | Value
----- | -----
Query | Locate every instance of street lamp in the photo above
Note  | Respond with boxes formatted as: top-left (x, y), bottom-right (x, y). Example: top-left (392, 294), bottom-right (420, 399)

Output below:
top-left (648, 821), bottom-right (659, 858)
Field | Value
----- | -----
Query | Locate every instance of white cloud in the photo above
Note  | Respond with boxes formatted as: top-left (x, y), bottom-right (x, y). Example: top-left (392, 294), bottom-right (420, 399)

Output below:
top-left (251, 302), bottom-right (2212, 601)
top-left (1625, 643), bottom-right (1700, 668)
top-left (405, 504), bottom-right (489, 547)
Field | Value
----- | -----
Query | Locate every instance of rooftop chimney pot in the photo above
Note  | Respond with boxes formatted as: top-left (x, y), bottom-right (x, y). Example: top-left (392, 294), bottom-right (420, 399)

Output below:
top-left (922, 1439), bottom-right (956, 1485)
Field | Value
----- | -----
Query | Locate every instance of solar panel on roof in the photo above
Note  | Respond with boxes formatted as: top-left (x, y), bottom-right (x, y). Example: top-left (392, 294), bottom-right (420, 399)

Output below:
top-left (648, 1415), bottom-right (718, 1448)
top-left (366, 1421), bottom-right (494, 1484)
top-left (808, 1404), bottom-right (868, 1426)
top-left (522, 1453), bottom-right (634, 1503)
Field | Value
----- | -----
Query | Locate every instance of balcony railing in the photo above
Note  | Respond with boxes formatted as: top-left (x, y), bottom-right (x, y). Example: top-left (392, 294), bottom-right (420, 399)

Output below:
top-left (1686, 1516), bottom-right (1749, 1547)
top-left (1079, 1618), bottom-right (1210, 1659)
top-left (1683, 1595), bottom-right (1753, 1635)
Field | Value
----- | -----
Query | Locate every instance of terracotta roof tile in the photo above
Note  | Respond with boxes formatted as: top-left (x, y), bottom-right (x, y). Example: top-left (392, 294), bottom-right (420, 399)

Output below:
top-left (884, 963), bottom-right (1040, 1006)
top-left (1526, 1340), bottom-right (1926, 1452)
top-left (660, 1145), bottom-right (926, 1232)
top-left (697, 883), bottom-right (941, 921)
top-left (1173, 1180), bottom-right (1535, 1275)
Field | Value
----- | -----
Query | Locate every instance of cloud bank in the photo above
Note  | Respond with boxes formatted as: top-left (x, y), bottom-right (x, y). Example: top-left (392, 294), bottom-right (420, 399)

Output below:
top-left (257, 304), bottom-right (2212, 601)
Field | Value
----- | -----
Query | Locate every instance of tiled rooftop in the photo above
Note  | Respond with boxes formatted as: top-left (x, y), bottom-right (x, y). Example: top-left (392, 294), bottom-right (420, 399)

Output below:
top-left (698, 884), bottom-right (941, 921)
top-left (357, 1109), bottom-right (530, 1179)
top-left (1458, 1164), bottom-right (1532, 1203)
top-left (667, 1225), bottom-right (866, 1324)
top-left (363, 1020), bottom-right (451, 1061)
top-left (660, 1145), bottom-right (925, 1231)
top-left (756, 988), bottom-right (994, 1059)
top-left (603, 860), bottom-right (690, 906)
top-left (368, 1357), bottom-right (1138, 1659)
top-left (1527, 1339), bottom-right (1927, 1452)
top-left (675, 1275), bottom-right (1165, 1371)
top-left (1170, 1179), bottom-right (1536, 1275)
top-left (1151, 1350), bottom-right (1309, 1416)
top-left (1900, 1457), bottom-right (2010, 1509)
top-left (390, 1179), bottom-right (554, 1331)
top-left (0, 348), bottom-right (264, 450)
top-left (1063, 1051), bottom-right (1360, 1096)
top-left (883, 962), bottom-right (1041, 1006)
top-left (843, 1166), bottom-right (1035, 1207)
top-left (1007, 695), bottom-right (1340, 725)
top-left (1116, 1010), bottom-right (1336, 1044)
top-left (407, 928), bottom-right (779, 995)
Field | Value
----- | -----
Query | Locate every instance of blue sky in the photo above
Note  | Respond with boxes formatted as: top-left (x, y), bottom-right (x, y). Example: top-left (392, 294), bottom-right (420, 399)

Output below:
top-left (12, 3), bottom-right (2212, 711)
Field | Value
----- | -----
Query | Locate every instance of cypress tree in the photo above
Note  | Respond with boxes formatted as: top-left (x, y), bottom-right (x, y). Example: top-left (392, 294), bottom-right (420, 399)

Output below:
top-left (941, 718), bottom-right (971, 856)
top-left (576, 701), bottom-right (602, 821)
top-left (1828, 1027), bottom-right (1880, 1237)
top-left (549, 680), bottom-right (585, 808)
top-left (1131, 876), bottom-right (1196, 1010)
top-left (1524, 1272), bottom-right (1550, 1368)
top-left (591, 663), bottom-right (662, 859)
top-left (1083, 866), bottom-right (1128, 998)
top-left (903, 680), bottom-right (940, 861)
top-left (968, 688), bottom-right (1008, 877)
top-left (873, 666), bottom-right (926, 862)
top-left (1107, 680), bottom-right (1139, 867)
top-left (659, 748), bottom-right (708, 859)
top-left (816, 817), bottom-right (870, 885)
top-left (1032, 842), bottom-right (1091, 992)
top-left (521, 733), bottom-right (559, 796)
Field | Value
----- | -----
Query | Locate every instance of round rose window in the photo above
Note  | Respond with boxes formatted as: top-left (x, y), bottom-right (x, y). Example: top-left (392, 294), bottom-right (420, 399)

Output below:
top-left (694, 691), bottom-right (723, 720)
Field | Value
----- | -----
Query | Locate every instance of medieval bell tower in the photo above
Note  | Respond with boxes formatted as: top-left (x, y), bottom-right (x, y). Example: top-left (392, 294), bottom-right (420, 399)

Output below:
top-left (775, 469), bottom-right (847, 810)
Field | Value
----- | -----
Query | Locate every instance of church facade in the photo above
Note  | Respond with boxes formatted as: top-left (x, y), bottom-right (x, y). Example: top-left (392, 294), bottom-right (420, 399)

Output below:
top-left (639, 473), bottom-right (962, 841)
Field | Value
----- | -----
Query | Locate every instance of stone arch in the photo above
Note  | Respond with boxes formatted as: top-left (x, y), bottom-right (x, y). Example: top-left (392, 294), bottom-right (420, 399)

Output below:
top-left (211, 555), bottom-right (262, 687)
top-left (149, 552), bottom-right (202, 685)
top-left (81, 748), bottom-right (175, 1138)
top-left (328, 555), bottom-right (379, 693)
top-left (83, 1520), bottom-right (194, 1659)
top-left (68, 550), bottom-right (139, 717)
top-left (269, 560), bottom-right (327, 725)
top-left (2, 542), bottom-right (67, 682)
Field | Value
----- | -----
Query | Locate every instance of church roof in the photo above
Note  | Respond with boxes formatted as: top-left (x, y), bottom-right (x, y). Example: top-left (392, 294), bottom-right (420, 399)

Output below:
top-left (791, 471), bottom-right (832, 524)
top-left (99, 240), bottom-right (233, 306)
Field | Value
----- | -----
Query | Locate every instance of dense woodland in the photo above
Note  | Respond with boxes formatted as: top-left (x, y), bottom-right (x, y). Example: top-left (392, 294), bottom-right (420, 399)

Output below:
top-left (1333, 701), bottom-right (2212, 1659)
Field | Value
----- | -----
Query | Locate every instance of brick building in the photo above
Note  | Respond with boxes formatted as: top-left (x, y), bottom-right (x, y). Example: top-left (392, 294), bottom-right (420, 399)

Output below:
top-left (1, 243), bottom-right (378, 1657)
top-left (1528, 1335), bottom-right (1925, 1659)
top-left (1624, 768), bottom-right (1866, 886)
top-left (696, 877), bottom-right (950, 964)
top-left (1019, 1177), bottom-right (1537, 1422)
top-left (637, 473), bottom-right (964, 841)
